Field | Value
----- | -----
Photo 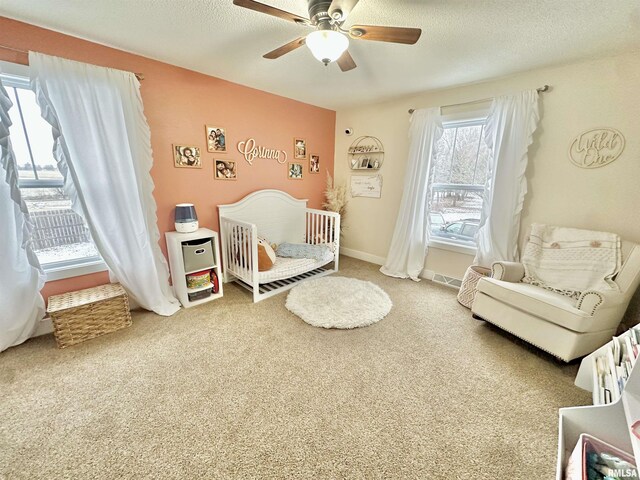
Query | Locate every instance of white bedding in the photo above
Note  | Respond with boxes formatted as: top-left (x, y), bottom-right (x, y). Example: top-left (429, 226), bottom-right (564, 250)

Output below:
top-left (259, 254), bottom-right (334, 283)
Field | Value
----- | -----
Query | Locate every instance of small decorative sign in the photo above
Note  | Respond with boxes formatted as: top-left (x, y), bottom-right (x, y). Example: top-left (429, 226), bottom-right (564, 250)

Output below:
top-left (568, 128), bottom-right (625, 169)
top-left (237, 138), bottom-right (287, 166)
top-left (348, 144), bottom-right (380, 154)
top-left (350, 175), bottom-right (382, 198)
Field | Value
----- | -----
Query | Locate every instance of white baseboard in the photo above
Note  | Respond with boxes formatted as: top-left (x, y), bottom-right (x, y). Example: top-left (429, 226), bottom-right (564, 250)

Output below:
top-left (340, 248), bottom-right (460, 289)
top-left (34, 317), bottom-right (53, 337)
top-left (340, 247), bottom-right (386, 266)
top-left (420, 269), bottom-right (435, 280)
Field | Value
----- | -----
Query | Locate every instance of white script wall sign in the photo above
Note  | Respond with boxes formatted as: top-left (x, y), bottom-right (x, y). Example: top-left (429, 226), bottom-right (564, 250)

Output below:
top-left (568, 128), bottom-right (625, 169)
top-left (237, 138), bottom-right (287, 166)
top-left (350, 175), bottom-right (382, 198)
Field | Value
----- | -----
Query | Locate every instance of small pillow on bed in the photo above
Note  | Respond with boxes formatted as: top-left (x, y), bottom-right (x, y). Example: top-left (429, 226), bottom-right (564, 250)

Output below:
top-left (276, 243), bottom-right (333, 262)
top-left (257, 237), bottom-right (276, 271)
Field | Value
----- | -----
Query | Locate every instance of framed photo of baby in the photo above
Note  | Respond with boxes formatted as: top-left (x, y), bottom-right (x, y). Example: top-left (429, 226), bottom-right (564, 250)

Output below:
top-left (310, 154), bottom-right (320, 174)
top-left (173, 145), bottom-right (202, 168)
top-left (206, 125), bottom-right (227, 153)
top-left (293, 137), bottom-right (307, 160)
top-left (288, 162), bottom-right (303, 180)
top-left (215, 159), bottom-right (237, 180)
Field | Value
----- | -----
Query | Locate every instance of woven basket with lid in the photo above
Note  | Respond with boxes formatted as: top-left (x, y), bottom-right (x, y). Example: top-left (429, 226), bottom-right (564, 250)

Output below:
top-left (47, 283), bottom-right (132, 348)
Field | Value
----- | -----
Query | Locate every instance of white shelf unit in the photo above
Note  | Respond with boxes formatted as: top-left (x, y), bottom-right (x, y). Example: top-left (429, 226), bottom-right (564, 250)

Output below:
top-left (556, 330), bottom-right (640, 479)
top-left (165, 228), bottom-right (223, 308)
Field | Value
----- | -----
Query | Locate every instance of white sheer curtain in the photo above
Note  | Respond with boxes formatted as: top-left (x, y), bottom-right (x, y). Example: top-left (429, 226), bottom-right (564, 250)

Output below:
top-left (0, 77), bottom-right (45, 352)
top-left (380, 108), bottom-right (443, 281)
top-left (474, 90), bottom-right (540, 267)
top-left (29, 52), bottom-right (179, 316)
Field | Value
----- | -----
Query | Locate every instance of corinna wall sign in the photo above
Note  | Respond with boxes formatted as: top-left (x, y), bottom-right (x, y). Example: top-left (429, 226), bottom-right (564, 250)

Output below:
top-left (237, 138), bottom-right (287, 166)
top-left (568, 128), bottom-right (625, 169)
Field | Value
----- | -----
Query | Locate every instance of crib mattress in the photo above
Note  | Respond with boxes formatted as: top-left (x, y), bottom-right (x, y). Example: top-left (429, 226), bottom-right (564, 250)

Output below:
top-left (259, 254), bottom-right (334, 283)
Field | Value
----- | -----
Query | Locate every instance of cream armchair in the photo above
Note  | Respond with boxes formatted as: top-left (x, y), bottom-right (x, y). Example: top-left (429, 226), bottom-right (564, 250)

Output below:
top-left (471, 240), bottom-right (640, 362)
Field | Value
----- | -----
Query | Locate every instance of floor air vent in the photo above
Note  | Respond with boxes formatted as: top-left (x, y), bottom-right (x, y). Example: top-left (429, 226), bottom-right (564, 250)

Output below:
top-left (431, 274), bottom-right (462, 289)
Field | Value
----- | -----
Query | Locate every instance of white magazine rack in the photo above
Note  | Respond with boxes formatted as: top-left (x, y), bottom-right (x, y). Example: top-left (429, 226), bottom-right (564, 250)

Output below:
top-left (556, 329), bottom-right (640, 478)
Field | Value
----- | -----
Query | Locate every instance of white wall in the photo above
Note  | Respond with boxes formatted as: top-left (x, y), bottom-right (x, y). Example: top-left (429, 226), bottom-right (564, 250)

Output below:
top-left (334, 50), bottom-right (640, 283)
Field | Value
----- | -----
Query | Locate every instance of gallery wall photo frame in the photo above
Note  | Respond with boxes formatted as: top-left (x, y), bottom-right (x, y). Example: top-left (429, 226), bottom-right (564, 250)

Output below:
top-left (173, 144), bottom-right (202, 169)
top-left (288, 162), bottom-right (303, 180)
top-left (309, 154), bottom-right (320, 174)
top-left (214, 159), bottom-right (237, 180)
top-left (293, 137), bottom-right (307, 160)
top-left (206, 125), bottom-right (227, 153)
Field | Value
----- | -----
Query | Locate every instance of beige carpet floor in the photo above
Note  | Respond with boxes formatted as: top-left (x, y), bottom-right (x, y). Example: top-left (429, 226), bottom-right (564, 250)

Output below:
top-left (0, 256), bottom-right (590, 479)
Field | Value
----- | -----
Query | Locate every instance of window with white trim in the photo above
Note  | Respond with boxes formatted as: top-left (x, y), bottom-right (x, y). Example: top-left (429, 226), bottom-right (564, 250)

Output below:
top-left (2, 72), bottom-right (102, 272)
top-left (428, 119), bottom-right (491, 248)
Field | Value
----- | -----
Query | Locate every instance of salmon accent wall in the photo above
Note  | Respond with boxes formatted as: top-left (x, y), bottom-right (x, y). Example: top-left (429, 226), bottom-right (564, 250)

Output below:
top-left (0, 17), bottom-right (336, 304)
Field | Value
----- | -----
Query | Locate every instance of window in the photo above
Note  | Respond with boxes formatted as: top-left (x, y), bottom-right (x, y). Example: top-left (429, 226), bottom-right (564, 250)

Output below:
top-left (428, 119), bottom-right (491, 248)
top-left (2, 70), bottom-right (103, 276)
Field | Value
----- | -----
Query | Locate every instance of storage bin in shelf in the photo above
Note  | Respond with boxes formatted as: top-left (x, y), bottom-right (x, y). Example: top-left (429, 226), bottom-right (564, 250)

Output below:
top-left (556, 400), bottom-right (631, 479)
top-left (165, 228), bottom-right (223, 308)
top-left (182, 238), bottom-right (215, 273)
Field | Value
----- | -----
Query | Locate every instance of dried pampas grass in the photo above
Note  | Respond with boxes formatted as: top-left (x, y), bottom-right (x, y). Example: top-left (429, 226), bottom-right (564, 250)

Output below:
top-left (323, 172), bottom-right (348, 221)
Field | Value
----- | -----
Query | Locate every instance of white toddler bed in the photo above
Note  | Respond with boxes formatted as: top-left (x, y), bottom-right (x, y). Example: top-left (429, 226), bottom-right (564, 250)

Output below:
top-left (218, 189), bottom-right (340, 302)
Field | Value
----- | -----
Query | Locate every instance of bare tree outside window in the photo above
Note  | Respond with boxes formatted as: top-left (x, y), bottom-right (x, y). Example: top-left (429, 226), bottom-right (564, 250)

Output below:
top-left (428, 121), bottom-right (491, 246)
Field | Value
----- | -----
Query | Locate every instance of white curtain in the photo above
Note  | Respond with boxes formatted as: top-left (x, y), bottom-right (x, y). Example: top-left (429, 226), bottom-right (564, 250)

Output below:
top-left (380, 108), bottom-right (443, 281)
top-left (474, 90), bottom-right (540, 267)
top-left (0, 77), bottom-right (45, 352)
top-left (29, 52), bottom-right (180, 316)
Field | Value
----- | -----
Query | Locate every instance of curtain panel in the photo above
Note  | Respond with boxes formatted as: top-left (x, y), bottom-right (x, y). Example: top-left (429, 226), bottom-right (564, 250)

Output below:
top-left (29, 52), bottom-right (179, 316)
top-left (380, 107), bottom-right (443, 281)
top-left (474, 90), bottom-right (540, 267)
top-left (0, 76), bottom-right (45, 352)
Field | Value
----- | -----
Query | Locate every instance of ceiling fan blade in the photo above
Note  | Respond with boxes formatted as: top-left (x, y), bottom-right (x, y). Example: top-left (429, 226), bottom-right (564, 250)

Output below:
top-left (349, 25), bottom-right (422, 45)
top-left (263, 37), bottom-right (306, 59)
top-left (233, 0), bottom-right (310, 25)
top-left (328, 0), bottom-right (360, 22)
top-left (337, 50), bottom-right (357, 72)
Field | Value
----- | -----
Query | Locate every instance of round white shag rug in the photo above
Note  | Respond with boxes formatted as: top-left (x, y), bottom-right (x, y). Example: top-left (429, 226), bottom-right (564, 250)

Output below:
top-left (285, 276), bottom-right (392, 329)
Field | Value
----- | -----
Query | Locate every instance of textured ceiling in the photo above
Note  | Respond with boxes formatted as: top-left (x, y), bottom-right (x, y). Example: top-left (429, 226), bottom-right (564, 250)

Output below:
top-left (1, 0), bottom-right (639, 109)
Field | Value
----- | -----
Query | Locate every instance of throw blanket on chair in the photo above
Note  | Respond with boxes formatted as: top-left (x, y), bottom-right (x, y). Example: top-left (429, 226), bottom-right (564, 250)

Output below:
top-left (521, 224), bottom-right (621, 299)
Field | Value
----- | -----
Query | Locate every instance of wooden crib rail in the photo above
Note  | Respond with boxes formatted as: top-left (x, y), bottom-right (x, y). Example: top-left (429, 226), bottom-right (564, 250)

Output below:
top-left (219, 217), bottom-right (258, 285)
top-left (305, 208), bottom-right (341, 269)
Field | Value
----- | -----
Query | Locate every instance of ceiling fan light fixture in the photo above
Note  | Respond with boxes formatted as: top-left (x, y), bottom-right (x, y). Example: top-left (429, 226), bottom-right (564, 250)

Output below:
top-left (306, 30), bottom-right (349, 65)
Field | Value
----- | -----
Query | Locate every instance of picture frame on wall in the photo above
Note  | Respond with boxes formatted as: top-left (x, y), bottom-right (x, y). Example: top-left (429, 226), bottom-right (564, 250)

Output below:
top-left (173, 145), bottom-right (202, 168)
top-left (288, 162), bottom-right (303, 180)
top-left (293, 137), bottom-right (307, 159)
top-left (206, 125), bottom-right (227, 153)
top-left (310, 154), bottom-right (320, 174)
top-left (215, 159), bottom-right (237, 180)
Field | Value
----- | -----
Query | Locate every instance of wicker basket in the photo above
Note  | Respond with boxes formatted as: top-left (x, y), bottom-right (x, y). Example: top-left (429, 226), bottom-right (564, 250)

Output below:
top-left (457, 265), bottom-right (491, 309)
top-left (47, 283), bottom-right (132, 348)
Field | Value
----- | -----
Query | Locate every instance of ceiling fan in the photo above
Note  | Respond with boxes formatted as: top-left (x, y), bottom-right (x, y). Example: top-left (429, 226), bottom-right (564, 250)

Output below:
top-left (233, 0), bottom-right (422, 72)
